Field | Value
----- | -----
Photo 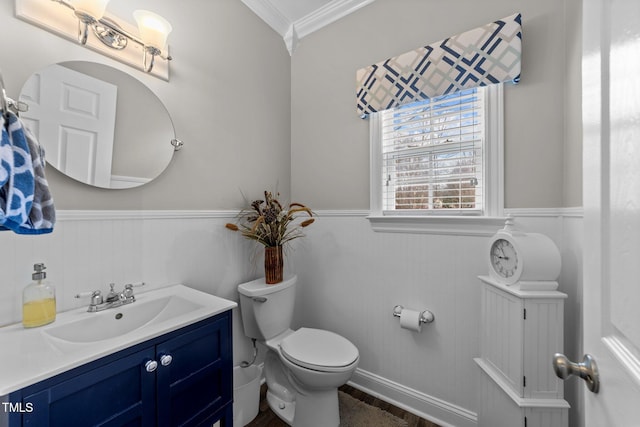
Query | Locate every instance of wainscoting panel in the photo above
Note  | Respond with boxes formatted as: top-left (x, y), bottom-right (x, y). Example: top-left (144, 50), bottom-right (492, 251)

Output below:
top-left (0, 211), bottom-right (258, 370)
top-left (0, 209), bottom-right (583, 427)
top-left (288, 214), bottom-right (488, 425)
top-left (288, 209), bottom-right (583, 427)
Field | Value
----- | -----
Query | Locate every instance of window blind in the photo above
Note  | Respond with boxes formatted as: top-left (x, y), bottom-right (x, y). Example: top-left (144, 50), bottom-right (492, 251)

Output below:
top-left (381, 87), bottom-right (485, 214)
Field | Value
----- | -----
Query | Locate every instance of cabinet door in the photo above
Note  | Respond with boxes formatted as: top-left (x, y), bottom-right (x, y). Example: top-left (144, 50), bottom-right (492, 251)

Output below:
top-left (156, 315), bottom-right (232, 427)
top-left (522, 298), bottom-right (564, 399)
top-left (480, 282), bottom-right (525, 394)
top-left (23, 347), bottom-right (157, 427)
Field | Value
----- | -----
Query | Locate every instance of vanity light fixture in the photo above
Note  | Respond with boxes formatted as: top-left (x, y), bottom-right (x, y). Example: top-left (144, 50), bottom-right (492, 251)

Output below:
top-left (49, 0), bottom-right (172, 74)
top-left (69, 0), bottom-right (109, 44)
top-left (133, 10), bottom-right (173, 73)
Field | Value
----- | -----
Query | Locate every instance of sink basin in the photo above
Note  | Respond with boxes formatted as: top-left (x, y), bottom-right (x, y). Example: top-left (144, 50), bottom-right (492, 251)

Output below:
top-left (44, 295), bottom-right (203, 343)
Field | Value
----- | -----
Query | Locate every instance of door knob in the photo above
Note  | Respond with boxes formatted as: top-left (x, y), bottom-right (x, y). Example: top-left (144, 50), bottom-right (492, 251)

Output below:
top-left (553, 353), bottom-right (600, 393)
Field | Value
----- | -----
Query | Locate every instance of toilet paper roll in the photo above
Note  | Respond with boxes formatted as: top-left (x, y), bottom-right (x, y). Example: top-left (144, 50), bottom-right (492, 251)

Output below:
top-left (399, 309), bottom-right (422, 332)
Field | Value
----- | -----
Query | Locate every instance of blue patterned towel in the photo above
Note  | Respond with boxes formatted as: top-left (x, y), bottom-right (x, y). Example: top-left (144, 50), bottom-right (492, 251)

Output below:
top-left (15, 127), bottom-right (55, 234)
top-left (0, 112), bottom-right (35, 232)
top-left (0, 114), bottom-right (12, 219)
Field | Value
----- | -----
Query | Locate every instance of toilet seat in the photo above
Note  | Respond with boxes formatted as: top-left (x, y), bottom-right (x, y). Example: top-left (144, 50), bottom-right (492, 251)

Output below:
top-left (280, 328), bottom-right (359, 373)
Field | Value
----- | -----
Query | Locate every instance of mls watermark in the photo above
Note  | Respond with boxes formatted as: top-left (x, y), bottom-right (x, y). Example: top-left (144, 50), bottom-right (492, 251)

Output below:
top-left (1, 402), bottom-right (34, 413)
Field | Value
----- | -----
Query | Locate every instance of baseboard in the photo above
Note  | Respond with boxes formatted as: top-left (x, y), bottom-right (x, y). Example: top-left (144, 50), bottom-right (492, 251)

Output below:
top-left (348, 368), bottom-right (477, 427)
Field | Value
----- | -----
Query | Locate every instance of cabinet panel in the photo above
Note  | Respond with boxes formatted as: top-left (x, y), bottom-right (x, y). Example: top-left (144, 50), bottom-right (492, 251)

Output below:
top-left (480, 281), bottom-right (524, 393)
top-left (23, 348), bottom-right (156, 427)
top-left (524, 407), bottom-right (569, 427)
top-left (523, 299), bottom-right (564, 399)
top-left (477, 367), bottom-right (569, 427)
top-left (477, 368), bottom-right (523, 427)
top-left (157, 315), bottom-right (232, 427)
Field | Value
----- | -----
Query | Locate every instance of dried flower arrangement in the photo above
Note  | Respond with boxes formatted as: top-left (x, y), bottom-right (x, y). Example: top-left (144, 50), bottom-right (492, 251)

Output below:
top-left (225, 191), bottom-right (314, 248)
top-left (226, 191), bottom-right (314, 283)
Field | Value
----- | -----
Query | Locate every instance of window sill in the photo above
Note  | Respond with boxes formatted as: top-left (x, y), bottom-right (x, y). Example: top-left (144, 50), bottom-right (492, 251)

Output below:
top-left (366, 215), bottom-right (507, 236)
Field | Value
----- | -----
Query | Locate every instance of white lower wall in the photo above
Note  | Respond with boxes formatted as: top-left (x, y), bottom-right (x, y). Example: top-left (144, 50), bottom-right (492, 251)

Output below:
top-left (288, 209), bottom-right (584, 427)
top-left (0, 209), bottom-right (583, 427)
top-left (0, 210), bottom-right (260, 367)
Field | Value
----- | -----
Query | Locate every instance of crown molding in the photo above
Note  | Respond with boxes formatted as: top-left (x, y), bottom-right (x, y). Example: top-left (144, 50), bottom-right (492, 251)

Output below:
top-left (294, 0), bottom-right (375, 39)
top-left (240, 0), bottom-right (291, 36)
top-left (241, 0), bottom-right (375, 55)
top-left (283, 24), bottom-right (299, 55)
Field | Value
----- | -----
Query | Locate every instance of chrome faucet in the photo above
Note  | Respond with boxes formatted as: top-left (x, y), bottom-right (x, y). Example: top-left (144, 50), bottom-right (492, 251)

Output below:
top-left (75, 282), bottom-right (145, 312)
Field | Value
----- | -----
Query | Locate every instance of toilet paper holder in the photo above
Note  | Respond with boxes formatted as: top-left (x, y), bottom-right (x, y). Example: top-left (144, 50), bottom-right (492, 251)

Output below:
top-left (393, 305), bottom-right (435, 324)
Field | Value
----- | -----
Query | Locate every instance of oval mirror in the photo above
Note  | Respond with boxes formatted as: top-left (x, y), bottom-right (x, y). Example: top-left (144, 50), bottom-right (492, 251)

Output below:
top-left (18, 61), bottom-right (176, 189)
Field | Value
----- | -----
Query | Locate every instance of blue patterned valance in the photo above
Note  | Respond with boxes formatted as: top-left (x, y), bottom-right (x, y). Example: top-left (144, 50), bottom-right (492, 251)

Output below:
top-left (356, 13), bottom-right (522, 117)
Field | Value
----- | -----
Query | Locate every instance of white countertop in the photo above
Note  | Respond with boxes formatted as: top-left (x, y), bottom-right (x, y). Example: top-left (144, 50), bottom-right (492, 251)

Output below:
top-left (0, 284), bottom-right (236, 396)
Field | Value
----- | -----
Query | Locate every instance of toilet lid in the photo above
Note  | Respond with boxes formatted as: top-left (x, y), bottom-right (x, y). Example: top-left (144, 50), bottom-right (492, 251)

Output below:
top-left (280, 328), bottom-right (359, 371)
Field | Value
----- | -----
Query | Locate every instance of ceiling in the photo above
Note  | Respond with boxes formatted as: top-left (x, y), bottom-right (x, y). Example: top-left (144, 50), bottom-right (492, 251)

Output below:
top-left (240, 0), bottom-right (375, 54)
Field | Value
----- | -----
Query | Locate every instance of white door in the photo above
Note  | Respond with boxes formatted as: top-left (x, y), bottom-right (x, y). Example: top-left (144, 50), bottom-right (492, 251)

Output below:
top-left (582, 0), bottom-right (640, 425)
top-left (19, 64), bottom-right (117, 187)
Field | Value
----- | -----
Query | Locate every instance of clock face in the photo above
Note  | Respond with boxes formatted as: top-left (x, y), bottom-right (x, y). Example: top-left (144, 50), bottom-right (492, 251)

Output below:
top-left (490, 238), bottom-right (519, 280)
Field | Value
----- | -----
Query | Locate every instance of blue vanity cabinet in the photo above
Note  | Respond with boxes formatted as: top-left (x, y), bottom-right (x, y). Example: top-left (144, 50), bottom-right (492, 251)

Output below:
top-left (20, 347), bottom-right (157, 426)
top-left (156, 314), bottom-right (232, 426)
top-left (8, 310), bottom-right (233, 427)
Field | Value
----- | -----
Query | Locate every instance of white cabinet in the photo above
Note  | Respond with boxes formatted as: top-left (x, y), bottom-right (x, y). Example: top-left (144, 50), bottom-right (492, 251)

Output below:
top-left (475, 276), bottom-right (569, 427)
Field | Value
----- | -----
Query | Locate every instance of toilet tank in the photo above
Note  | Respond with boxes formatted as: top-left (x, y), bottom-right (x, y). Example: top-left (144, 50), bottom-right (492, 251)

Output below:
top-left (238, 275), bottom-right (297, 340)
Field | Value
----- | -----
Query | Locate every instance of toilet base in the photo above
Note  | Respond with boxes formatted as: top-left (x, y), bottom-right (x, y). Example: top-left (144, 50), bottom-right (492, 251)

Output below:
top-left (267, 389), bottom-right (295, 425)
top-left (266, 387), bottom-right (339, 427)
top-left (294, 388), bottom-right (339, 427)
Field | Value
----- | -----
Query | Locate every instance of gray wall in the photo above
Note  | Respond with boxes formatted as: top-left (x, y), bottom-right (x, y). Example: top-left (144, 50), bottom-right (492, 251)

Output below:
top-left (2, 0), bottom-right (582, 210)
top-left (291, 0), bottom-right (583, 209)
top-left (1, 0), bottom-right (291, 209)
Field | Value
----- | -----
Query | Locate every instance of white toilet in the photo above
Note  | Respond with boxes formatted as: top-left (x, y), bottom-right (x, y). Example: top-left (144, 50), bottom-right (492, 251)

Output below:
top-left (238, 275), bottom-right (359, 427)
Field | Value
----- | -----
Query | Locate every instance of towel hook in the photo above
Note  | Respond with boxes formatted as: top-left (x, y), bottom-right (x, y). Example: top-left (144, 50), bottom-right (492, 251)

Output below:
top-left (6, 98), bottom-right (28, 115)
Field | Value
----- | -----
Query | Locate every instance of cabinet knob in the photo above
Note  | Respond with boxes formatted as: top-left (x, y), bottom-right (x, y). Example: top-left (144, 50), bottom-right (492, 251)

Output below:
top-left (160, 354), bottom-right (173, 366)
top-left (145, 360), bottom-right (158, 373)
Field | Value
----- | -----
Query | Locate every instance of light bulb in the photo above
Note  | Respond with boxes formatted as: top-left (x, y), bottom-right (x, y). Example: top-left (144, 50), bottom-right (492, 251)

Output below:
top-left (71, 0), bottom-right (110, 19)
top-left (133, 10), bottom-right (172, 51)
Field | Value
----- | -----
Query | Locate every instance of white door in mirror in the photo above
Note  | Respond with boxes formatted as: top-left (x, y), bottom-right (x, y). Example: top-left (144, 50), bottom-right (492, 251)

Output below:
top-left (18, 61), bottom-right (177, 189)
top-left (21, 64), bottom-right (117, 188)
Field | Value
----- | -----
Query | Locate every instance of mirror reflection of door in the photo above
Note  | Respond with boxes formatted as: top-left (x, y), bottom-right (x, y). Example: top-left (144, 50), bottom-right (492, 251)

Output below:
top-left (19, 61), bottom-right (176, 189)
top-left (20, 64), bottom-right (118, 188)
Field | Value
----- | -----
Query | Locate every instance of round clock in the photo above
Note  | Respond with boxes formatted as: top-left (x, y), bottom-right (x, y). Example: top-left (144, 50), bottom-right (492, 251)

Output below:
top-left (489, 236), bottom-right (520, 282)
top-left (487, 221), bottom-right (561, 289)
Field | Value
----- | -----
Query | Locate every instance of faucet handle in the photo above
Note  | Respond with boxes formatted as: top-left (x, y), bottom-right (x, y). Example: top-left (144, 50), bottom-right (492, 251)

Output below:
top-left (125, 282), bottom-right (145, 288)
top-left (123, 282), bottom-right (145, 299)
top-left (75, 290), bottom-right (103, 305)
top-left (91, 290), bottom-right (103, 305)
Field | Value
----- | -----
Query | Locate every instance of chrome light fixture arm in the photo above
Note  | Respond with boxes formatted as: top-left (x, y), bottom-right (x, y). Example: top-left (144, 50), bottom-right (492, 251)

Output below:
top-left (50, 0), bottom-right (172, 73)
top-left (74, 10), bottom-right (95, 45)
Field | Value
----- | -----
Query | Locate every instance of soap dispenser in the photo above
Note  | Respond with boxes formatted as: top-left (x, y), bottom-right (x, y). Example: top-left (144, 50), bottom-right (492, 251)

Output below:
top-left (22, 263), bottom-right (56, 328)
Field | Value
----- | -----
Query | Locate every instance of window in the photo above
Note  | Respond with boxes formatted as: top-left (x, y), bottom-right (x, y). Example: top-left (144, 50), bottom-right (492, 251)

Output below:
top-left (369, 84), bottom-right (504, 229)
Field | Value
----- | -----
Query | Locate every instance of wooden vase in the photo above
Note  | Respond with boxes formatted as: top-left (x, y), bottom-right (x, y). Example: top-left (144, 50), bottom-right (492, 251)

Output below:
top-left (264, 246), bottom-right (284, 284)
